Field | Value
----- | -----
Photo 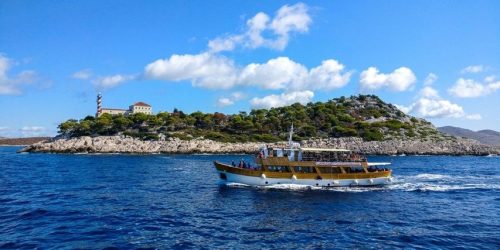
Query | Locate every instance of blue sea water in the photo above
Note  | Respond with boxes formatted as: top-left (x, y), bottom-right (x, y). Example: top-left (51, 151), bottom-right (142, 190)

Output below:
top-left (0, 146), bottom-right (499, 249)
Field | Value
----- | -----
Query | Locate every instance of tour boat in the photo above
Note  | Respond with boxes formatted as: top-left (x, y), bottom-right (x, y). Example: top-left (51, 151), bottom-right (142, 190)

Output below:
top-left (214, 125), bottom-right (393, 187)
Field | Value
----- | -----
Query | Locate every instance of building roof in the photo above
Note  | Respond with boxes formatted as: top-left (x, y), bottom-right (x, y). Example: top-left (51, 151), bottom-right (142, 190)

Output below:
top-left (132, 102), bottom-right (151, 107)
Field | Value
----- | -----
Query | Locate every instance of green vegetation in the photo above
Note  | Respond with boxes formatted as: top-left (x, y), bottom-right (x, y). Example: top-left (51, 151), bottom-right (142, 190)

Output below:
top-left (58, 95), bottom-right (439, 142)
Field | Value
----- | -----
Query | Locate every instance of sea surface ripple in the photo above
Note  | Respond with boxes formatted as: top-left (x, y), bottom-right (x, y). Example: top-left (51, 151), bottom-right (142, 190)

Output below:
top-left (1, 147), bottom-right (499, 249)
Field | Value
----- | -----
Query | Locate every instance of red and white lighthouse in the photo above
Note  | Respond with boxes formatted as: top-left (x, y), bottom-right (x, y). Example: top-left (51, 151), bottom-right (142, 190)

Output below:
top-left (96, 92), bottom-right (102, 117)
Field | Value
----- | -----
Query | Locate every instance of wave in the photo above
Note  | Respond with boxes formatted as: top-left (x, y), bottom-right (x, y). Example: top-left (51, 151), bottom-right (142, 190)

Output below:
top-left (404, 173), bottom-right (499, 181)
top-left (413, 173), bottom-right (452, 180)
top-left (260, 184), bottom-right (317, 190)
top-left (225, 182), bottom-right (251, 187)
top-left (388, 182), bottom-right (500, 192)
top-left (223, 179), bottom-right (499, 193)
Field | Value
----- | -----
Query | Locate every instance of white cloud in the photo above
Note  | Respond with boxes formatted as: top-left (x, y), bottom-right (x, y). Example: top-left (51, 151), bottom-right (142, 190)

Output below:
top-left (92, 74), bottom-right (137, 90)
top-left (0, 54), bottom-right (38, 95)
top-left (394, 104), bottom-right (410, 114)
top-left (72, 69), bottom-right (92, 80)
top-left (484, 75), bottom-right (495, 82)
top-left (408, 98), bottom-right (464, 118)
top-left (145, 53), bottom-right (237, 89)
top-left (306, 59), bottom-right (352, 90)
top-left (216, 98), bottom-right (234, 107)
top-left (424, 73), bottom-right (438, 86)
top-left (448, 78), bottom-right (500, 98)
top-left (208, 36), bottom-right (242, 53)
top-left (216, 92), bottom-right (245, 107)
top-left (420, 86), bottom-right (440, 99)
top-left (465, 114), bottom-right (482, 120)
top-left (145, 54), bottom-right (352, 91)
top-left (208, 3), bottom-right (311, 52)
top-left (239, 57), bottom-right (308, 89)
top-left (72, 69), bottom-right (137, 90)
top-left (461, 65), bottom-right (484, 74)
top-left (250, 90), bottom-right (314, 109)
top-left (399, 87), bottom-right (481, 120)
top-left (230, 91), bottom-right (244, 100)
top-left (359, 67), bottom-right (416, 91)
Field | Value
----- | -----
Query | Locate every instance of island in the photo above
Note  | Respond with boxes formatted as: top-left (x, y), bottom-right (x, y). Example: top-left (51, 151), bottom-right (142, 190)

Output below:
top-left (20, 95), bottom-right (500, 155)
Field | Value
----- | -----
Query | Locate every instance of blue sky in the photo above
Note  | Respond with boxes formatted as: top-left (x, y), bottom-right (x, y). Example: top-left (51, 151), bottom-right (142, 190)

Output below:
top-left (1, 0), bottom-right (499, 137)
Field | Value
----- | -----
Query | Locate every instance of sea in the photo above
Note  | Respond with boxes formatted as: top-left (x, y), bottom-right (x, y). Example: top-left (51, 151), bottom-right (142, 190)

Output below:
top-left (0, 146), bottom-right (499, 249)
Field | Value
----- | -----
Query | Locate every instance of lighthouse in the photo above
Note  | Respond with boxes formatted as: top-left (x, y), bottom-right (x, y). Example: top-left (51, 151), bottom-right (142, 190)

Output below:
top-left (96, 92), bottom-right (102, 117)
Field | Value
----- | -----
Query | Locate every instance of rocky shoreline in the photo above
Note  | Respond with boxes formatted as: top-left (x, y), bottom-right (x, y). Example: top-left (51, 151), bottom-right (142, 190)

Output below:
top-left (19, 135), bottom-right (500, 155)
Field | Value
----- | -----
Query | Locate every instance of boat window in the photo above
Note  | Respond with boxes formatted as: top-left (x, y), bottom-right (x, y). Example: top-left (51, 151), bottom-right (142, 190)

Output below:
top-left (287, 150), bottom-right (295, 161)
top-left (318, 167), bottom-right (342, 174)
top-left (347, 166), bottom-right (365, 173)
top-left (266, 166), bottom-right (291, 172)
top-left (270, 149), bottom-right (276, 157)
top-left (276, 149), bottom-right (283, 157)
top-left (263, 149), bottom-right (269, 158)
top-left (293, 166), bottom-right (316, 173)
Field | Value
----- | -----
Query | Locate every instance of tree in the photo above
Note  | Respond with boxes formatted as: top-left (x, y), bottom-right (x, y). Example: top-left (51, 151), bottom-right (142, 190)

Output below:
top-left (74, 120), bottom-right (92, 136)
top-left (93, 114), bottom-right (113, 134)
top-left (112, 115), bottom-right (132, 132)
top-left (58, 119), bottom-right (78, 135)
top-left (130, 113), bottom-right (149, 127)
top-left (147, 116), bottom-right (163, 128)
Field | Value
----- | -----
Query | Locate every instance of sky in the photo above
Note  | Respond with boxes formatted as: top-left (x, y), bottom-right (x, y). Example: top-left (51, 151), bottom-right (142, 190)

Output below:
top-left (1, 0), bottom-right (499, 137)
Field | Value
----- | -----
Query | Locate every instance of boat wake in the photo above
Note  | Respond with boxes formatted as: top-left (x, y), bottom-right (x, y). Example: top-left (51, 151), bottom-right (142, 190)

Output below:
top-left (412, 173), bottom-right (451, 180)
top-left (387, 182), bottom-right (500, 192)
top-left (223, 173), bottom-right (500, 193)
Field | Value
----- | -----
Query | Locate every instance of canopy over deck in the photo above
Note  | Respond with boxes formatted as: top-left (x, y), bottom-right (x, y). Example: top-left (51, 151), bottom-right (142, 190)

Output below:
top-left (267, 147), bottom-right (351, 152)
top-left (301, 148), bottom-right (351, 152)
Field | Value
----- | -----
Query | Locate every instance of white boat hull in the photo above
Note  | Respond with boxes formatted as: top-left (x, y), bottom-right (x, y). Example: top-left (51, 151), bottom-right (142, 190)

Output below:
top-left (218, 170), bottom-right (392, 187)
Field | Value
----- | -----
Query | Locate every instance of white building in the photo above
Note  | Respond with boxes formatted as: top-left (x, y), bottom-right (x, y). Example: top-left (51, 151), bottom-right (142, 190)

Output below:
top-left (129, 102), bottom-right (152, 115)
top-left (100, 108), bottom-right (128, 116)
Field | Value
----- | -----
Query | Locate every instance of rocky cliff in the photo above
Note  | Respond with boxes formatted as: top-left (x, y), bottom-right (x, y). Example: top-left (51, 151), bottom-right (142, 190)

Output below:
top-left (19, 135), bottom-right (500, 155)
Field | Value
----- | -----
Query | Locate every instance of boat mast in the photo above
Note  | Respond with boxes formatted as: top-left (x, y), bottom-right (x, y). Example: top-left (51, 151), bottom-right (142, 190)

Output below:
top-left (288, 123), bottom-right (294, 148)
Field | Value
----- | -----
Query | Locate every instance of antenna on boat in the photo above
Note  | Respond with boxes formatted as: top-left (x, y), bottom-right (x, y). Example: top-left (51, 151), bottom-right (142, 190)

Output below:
top-left (288, 123), bottom-right (294, 148)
